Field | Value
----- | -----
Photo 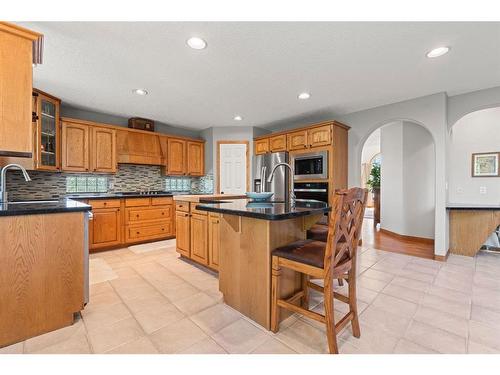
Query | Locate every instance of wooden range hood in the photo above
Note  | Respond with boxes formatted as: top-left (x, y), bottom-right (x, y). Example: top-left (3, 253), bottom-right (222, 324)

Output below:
top-left (116, 128), bottom-right (163, 165)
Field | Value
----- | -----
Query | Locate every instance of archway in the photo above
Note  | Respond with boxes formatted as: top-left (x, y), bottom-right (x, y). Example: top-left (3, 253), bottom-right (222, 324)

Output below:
top-left (360, 120), bottom-right (436, 257)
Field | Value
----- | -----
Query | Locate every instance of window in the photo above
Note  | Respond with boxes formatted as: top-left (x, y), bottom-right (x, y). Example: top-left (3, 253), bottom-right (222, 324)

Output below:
top-left (66, 176), bottom-right (108, 193)
top-left (165, 177), bottom-right (191, 192)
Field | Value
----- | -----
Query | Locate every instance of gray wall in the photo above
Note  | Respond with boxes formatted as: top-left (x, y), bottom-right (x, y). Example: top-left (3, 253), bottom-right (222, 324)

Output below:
top-left (61, 104), bottom-right (203, 139)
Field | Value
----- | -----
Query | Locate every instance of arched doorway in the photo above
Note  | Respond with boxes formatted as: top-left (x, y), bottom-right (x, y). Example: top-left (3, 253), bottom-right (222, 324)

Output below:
top-left (360, 120), bottom-right (436, 258)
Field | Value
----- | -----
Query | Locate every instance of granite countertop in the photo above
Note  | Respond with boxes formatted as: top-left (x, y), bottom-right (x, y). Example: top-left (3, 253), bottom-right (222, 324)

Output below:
top-left (195, 199), bottom-right (330, 220)
top-left (447, 204), bottom-right (500, 210)
top-left (67, 192), bottom-right (177, 200)
top-left (174, 194), bottom-right (247, 203)
top-left (0, 199), bottom-right (91, 217)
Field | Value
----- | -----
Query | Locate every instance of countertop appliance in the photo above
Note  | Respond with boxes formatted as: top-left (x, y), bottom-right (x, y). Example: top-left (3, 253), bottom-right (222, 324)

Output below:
top-left (290, 150), bottom-right (328, 180)
top-left (253, 152), bottom-right (289, 201)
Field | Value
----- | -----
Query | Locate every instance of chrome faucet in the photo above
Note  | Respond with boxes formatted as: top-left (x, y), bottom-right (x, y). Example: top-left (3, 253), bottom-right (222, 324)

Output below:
top-left (267, 162), bottom-right (296, 207)
top-left (0, 164), bottom-right (32, 203)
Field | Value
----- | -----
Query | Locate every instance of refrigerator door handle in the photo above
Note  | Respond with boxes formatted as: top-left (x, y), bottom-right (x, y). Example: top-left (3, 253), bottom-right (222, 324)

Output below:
top-left (261, 166), bottom-right (267, 191)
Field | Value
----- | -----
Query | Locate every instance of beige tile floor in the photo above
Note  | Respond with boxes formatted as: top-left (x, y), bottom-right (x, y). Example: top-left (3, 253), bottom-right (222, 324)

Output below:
top-left (2, 239), bottom-right (500, 354)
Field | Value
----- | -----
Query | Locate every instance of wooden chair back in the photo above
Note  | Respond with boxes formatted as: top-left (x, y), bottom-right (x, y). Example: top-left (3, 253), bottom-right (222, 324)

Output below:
top-left (323, 188), bottom-right (368, 281)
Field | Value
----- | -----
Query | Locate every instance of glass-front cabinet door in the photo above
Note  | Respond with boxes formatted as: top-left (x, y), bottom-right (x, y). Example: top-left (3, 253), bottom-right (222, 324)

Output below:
top-left (33, 90), bottom-right (61, 170)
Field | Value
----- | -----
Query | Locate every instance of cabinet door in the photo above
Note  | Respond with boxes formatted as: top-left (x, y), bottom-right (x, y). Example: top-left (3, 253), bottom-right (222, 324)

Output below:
top-left (269, 135), bottom-right (287, 152)
top-left (167, 138), bottom-right (186, 175)
top-left (62, 122), bottom-right (90, 172)
top-left (308, 125), bottom-right (331, 148)
top-left (91, 208), bottom-right (121, 250)
top-left (190, 213), bottom-right (208, 265)
top-left (208, 214), bottom-right (220, 270)
top-left (254, 138), bottom-right (269, 155)
top-left (186, 141), bottom-right (204, 176)
top-left (175, 211), bottom-right (190, 257)
top-left (33, 92), bottom-right (61, 170)
top-left (0, 26), bottom-right (34, 157)
top-left (92, 127), bottom-right (116, 173)
top-left (287, 130), bottom-right (308, 151)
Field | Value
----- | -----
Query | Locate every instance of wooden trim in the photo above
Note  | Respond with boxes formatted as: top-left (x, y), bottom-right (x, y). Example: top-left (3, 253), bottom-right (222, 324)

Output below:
top-left (254, 119), bottom-right (350, 140)
top-left (216, 140), bottom-right (250, 194)
top-left (0, 150), bottom-right (32, 158)
top-left (434, 250), bottom-right (449, 262)
top-left (61, 117), bottom-right (204, 143)
top-left (379, 228), bottom-right (435, 245)
top-left (0, 22), bottom-right (42, 41)
top-left (33, 88), bottom-right (61, 103)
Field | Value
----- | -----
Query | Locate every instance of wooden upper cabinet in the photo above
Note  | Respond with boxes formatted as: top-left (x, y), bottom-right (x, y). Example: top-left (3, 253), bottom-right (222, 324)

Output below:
top-left (254, 138), bottom-right (269, 155)
top-left (269, 134), bottom-right (287, 152)
top-left (287, 130), bottom-right (308, 151)
top-left (32, 90), bottom-right (61, 170)
top-left (0, 23), bottom-right (42, 158)
top-left (186, 141), bottom-right (204, 176)
top-left (167, 138), bottom-right (186, 175)
top-left (307, 125), bottom-right (331, 148)
top-left (92, 126), bottom-right (116, 173)
top-left (62, 121), bottom-right (90, 172)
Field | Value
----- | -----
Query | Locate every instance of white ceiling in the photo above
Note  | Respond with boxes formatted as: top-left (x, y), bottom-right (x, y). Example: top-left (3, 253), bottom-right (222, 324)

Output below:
top-left (20, 22), bottom-right (500, 130)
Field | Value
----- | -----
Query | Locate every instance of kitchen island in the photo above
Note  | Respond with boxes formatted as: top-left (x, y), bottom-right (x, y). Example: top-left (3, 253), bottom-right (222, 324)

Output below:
top-left (0, 199), bottom-right (91, 348)
top-left (195, 199), bottom-right (329, 330)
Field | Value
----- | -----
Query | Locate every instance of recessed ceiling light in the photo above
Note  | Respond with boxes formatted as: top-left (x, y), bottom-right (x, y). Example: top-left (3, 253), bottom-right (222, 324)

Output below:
top-left (132, 88), bottom-right (148, 96)
top-left (234, 115), bottom-right (243, 121)
top-left (187, 37), bottom-right (207, 50)
top-left (426, 46), bottom-right (450, 58)
top-left (298, 92), bottom-right (311, 100)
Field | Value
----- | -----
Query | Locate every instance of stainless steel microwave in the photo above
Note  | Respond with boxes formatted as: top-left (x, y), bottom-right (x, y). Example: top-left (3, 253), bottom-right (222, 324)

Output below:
top-left (291, 150), bottom-right (328, 180)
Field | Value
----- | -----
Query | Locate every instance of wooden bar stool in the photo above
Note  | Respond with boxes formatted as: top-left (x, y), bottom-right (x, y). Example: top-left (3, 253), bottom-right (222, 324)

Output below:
top-left (271, 188), bottom-right (368, 354)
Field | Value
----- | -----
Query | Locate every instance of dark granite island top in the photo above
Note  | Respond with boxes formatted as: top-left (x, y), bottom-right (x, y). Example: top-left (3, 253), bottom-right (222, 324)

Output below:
top-left (67, 192), bottom-right (176, 200)
top-left (0, 198), bottom-right (91, 217)
top-left (195, 199), bottom-right (330, 220)
top-left (447, 204), bottom-right (500, 210)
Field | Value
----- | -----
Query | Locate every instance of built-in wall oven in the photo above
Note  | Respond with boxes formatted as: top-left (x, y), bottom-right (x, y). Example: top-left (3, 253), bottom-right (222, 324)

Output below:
top-left (291, 150), bottom-right (328, 180)
top-left (294, 182), bottom-right (329, 203)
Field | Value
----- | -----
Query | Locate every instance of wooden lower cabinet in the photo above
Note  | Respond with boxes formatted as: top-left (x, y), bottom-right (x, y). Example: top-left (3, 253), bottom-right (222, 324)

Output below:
top-left (86, 197), bottom-right (175, 252)
top-left (175, 211), bottom-right (191, 257)
top-left (175, 201), bottom-right (220, 271)
top-left (208, 213), bottom-right (221, 271)
top-left (91, 208), bottom-right (121, 250)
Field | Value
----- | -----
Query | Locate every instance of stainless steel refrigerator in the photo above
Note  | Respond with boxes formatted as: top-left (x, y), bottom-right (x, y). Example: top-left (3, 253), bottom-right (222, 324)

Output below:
top-left (252, 152), bottom-right (289, 201)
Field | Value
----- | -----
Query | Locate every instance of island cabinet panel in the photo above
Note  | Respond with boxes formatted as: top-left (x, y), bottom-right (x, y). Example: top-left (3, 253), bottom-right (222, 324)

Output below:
top-left (61, 122), bottom-right (90, 172)
top-left (167, 138), bottom-right (186, 175)
top-left (208, 213), bottom-right (221, 271)
top-left (186, 141), bottom-right (204, 176)
top-left (0, 212), bottom-right (84, 347)
top-left (269, 134), bottom-right (287, 152)
top-left (0, 23), bottom-right (41, 158)
top-left (190, 213), bottom-right (209, 265)
top-left (287, 130), bottom-right (308, 150)
top-left (254, 138), bottom-right (269, 155)
top-left (91, 208), bottom-right (121, 249)
top-left (175, 211), bottom-right (191, 257)
top-left (91, 127), bottom-right (116, 173)
top-left (307, 125), bottom-right (331, 148)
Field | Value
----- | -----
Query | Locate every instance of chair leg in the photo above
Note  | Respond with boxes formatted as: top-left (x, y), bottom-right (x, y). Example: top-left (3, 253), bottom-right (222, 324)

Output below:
top-left (348, 269), bottom-right (361, 338)
top-left (301, 273), bottom-right (309, 309)
top-left (337, 278), bottom-right (344, 286)
top-left (324, 282), bottom-right (339, 354)
top-left (271, 256), bottom-right (281, 333)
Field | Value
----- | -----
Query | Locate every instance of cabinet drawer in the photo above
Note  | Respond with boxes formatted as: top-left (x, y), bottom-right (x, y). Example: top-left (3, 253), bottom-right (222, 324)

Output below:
top-left (89, 199), bottom-right (120, 209)
top-left (126, 222), bottom-right (173, 242)
top-left (176, 202), bottom-right (190, 212)
top-left (152, 197), bottom-right (173, 206)
top-left (190, 203), bottom-right (208, 216)
top-left (127, 206), bottom-right (172, 223)
top-left (125, 198), bottom-right (151, 207)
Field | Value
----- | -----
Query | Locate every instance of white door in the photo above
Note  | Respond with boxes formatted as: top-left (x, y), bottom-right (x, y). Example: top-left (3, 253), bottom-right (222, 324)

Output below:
top-left (219, 143), bottom-right (247, 194)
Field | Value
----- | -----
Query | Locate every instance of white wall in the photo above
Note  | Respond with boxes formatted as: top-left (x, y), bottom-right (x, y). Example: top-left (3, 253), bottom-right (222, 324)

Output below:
top-left (448, 107), bottom-right (500, 204)
top-left (361, 128), bottom-right (381, 164)
top-left (380, 122), bottom-right (435, 239)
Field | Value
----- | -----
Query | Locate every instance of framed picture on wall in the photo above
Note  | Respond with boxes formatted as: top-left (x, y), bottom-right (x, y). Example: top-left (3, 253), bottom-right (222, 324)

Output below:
top-left (472, 152), bottom-right (500, 177)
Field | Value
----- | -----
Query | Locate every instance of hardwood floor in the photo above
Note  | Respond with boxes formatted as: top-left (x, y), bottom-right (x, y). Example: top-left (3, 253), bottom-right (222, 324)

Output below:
top-left (362, 217), bottom-right (435, 260)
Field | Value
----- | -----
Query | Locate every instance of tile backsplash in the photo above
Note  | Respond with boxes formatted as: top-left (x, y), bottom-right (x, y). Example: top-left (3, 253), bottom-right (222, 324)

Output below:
top-left (5, 165), bottom-right (214, 201)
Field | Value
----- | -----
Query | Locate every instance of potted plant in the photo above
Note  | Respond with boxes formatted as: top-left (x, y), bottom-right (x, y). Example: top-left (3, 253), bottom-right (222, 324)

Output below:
top-left (366, 163), bottom-right (381, 226)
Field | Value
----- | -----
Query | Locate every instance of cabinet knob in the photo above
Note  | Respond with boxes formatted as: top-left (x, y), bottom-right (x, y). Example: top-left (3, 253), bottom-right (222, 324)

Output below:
top-left (136, 231), bottom-right (140, 235)
top-left (136, 214), bottom-right (139, 218)
top-left (103, 202), bottom-right (107, 206)
top-left (162, 212), bottom-right (165, 215)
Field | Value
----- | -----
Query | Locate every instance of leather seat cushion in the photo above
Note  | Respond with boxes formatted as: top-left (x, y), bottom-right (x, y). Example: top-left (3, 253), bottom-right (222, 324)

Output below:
top-left (272, 239), bottom-right (326, 268)
top-left (307, 223), bottom-right (328, 242)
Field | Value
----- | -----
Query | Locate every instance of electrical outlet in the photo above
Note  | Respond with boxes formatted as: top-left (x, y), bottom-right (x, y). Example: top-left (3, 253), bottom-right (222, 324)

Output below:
top-left (479, 186), bottom-right (487, 194)
top-left (456, 187), bottom-right (464, 194)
